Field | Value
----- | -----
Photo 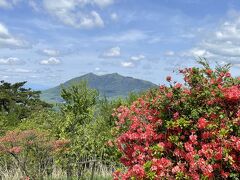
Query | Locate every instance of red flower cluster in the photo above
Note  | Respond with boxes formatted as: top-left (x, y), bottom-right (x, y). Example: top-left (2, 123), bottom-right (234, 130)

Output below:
top-left (0, 130), bottom-right (69, 155)
top-left (8, 146), bottom-right (22, 154)
top-left (197, 117), bottom-right (208, 129)
top-left (113, 64), bottom-right (240, 179)
top-left (222, 85), bottom-right (240, 102)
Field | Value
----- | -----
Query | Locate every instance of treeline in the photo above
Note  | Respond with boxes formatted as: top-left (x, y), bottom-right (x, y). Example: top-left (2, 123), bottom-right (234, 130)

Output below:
top-left (0, 80), bottom-right (141, 179)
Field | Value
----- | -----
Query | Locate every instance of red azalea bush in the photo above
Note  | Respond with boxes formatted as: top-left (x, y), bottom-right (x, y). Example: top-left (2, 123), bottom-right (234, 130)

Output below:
top-left (113, 61), bottom-right (240, 179)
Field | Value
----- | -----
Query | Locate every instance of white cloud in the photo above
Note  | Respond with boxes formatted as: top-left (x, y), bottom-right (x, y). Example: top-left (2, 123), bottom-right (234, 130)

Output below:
top-left (0, 0), bottom-right (9, 8)
top-left (164, 51), bottom-right (175, 56)
top-left (148, 37), bottom-right (162, 44)
top-left (0, 23), bottom-right (28, 49)
top-left (93, 0), bottom-right (114, 7)
top-left (187, 48), bottom-right (210, 57)
top-left (201, 41), bottom-right (240, 57)
top-left (42, 0), bottom-right (112, 28)
top-left (110, 13), bottom-right (118, 21)
top-left (13, 68), bottom-right (32, 73)
top-left (0, 57), bottom-right (25, 65)
top-left (101, 46), bottom-right (121, 58)
top-left (0, 0), bottom-right (20, 8)
top-left (28, 0), bottom-right (40, 11)
top-left (42, 49), bottom-right (60, 56)
top-left (192, 48), bottom-right (208, 57)
top-left (1, 75), bottom-right (9, 79)
top-left (182, 15), bottom-right (240, 65)
top-left (28, 0), bottom-right (115, 12)
top-left (0, 0), bottom-right (39, 10)
top-left (95, 30), bottom-right (148, 42)
top-left (120, 54), bottom-right (145, 68)
top-left (95, 67), bottom-right (100, 71)
top-left (121, 61), bottom-right (134, 68)
top-left (180, 33), bottom-right (195, 39)
top-left (40, 57), bottom-right (61, 65)
top-left (0, 23), bottom-right (9, 38)
top-left (5, 68), bottom-right (33, 73)
top-left (130, 54), bottom-right (145, 61)
top-left (80, 11), bottom-right (104, 28)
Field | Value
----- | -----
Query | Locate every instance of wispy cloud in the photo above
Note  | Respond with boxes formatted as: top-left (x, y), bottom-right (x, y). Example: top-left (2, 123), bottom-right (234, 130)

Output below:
top-left (121, 61), bottom-right (134, 68)
top-left (0, 23), bottom-right (29, 49)
top-left (110, 13), bottom-right (118, 21)
top-left (0, 0), bottom-right (19, 9)
top-left (0, 57), bottom-right (25, 65)
top-left (164, 51), bottom-right (175, 56)
top-left (101, 46), bottom-right (121, 58)
top-left (40, 57), bottom-right (61, 65)
top-left (0, 0), bottom-right (239, 85)
top-left (0, 0), bottom-right (9, 8)
top-left (130, 54), bottom-right (145, 61)
top-left (95, 30), bottom-right (148, 42)
top-left (42, 0), bottom-right (114, 28)
top-left (40, 49), bottom-right (60, 56)
top-left (181, 13), bottom-right (240, 66)
top-left (121, 54), bottom-right (146, 68)
top-left (5, 68), bottom-right (33, 73)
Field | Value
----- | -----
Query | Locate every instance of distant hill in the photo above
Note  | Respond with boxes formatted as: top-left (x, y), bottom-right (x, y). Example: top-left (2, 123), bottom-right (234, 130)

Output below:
top-left (40, 73), bottom-right (157, 103)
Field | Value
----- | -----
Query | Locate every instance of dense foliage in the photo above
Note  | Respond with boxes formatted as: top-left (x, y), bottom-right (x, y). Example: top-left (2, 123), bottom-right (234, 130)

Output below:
top-left (113, 61), bottom-right (240, 179)
top-left (0, 130), bottom-right (69, 179)
top-left (0, 81), bottom-right (51, 134)
top-left (1, 60), bottom-right (239, 179)
top-left (0, 80), bottom-right (138, 179)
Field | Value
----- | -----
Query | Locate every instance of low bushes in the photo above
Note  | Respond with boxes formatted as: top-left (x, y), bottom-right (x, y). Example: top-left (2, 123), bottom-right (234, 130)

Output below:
top-left (0, 129), bottom-right (69, 179)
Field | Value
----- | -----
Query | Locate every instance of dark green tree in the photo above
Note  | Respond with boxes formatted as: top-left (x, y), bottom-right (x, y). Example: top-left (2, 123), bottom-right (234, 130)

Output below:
top-left (0, 81), bottom-right (51, 133)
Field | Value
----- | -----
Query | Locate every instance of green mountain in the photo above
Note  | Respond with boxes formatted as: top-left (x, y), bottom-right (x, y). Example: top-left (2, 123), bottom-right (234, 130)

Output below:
top-left (40, 73), bottom-right (157, 103)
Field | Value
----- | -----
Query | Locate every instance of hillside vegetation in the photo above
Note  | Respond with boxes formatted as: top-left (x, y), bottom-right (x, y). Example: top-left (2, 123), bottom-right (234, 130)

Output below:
top-left (41, 73), bottom-right (157, 103)
top-left (0, 61), bottom-right (239, 179)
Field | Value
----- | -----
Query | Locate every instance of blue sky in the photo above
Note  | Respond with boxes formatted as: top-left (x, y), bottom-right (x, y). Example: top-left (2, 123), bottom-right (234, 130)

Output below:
top-left (0, 0), bottom-right (240, 87)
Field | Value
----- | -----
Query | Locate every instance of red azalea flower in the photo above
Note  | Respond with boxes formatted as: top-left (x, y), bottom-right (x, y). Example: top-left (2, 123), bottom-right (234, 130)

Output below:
top-left (197, 117), bottom-right (208, 129)
top-left (166, 76), bottom-right (172, 82)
